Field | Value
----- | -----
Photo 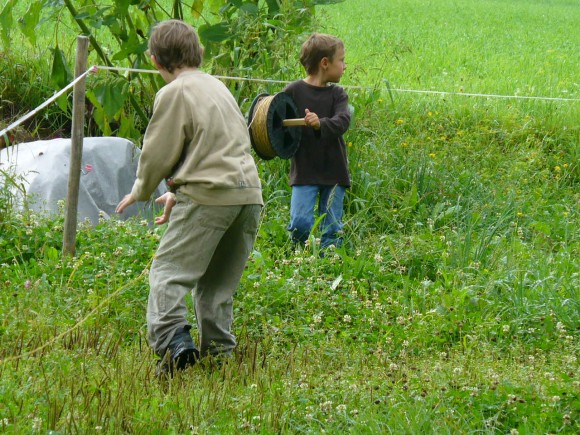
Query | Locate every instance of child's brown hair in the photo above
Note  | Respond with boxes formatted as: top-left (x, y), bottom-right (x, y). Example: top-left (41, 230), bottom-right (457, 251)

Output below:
top-left (299, 33), bottom-right (344, 75)
top-left (148, 20), bottom-right (204, 73)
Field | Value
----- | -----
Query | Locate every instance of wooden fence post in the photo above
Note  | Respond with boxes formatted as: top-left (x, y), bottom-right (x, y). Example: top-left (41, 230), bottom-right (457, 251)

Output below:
top-left (63, 36), bottom-right (89, 257)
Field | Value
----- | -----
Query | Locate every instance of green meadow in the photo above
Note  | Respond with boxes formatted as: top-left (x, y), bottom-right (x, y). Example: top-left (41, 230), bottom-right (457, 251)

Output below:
top-left (324, 0), bottom-right (577, 96)
top-left (1, 0), bottom-right (578, 433)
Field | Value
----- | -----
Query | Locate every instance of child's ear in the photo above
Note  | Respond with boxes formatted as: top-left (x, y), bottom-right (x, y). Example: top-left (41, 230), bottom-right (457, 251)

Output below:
top-left (151, 54), bottom-right (163, 71)
top-left (320, 57), bottom-right (329, 71)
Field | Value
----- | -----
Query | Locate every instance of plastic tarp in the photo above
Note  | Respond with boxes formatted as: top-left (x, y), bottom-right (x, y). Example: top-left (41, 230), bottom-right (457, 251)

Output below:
top-left (0, 137), bottom-right (166, 225)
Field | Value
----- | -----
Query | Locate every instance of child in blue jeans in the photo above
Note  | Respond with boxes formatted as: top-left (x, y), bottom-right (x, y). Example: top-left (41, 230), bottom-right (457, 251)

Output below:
top-left (284, 33), bottom-right (351, 250)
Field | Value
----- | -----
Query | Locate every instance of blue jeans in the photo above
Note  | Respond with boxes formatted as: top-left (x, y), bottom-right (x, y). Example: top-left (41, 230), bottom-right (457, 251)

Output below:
top-left (288, 185), bottom-right (346, 248)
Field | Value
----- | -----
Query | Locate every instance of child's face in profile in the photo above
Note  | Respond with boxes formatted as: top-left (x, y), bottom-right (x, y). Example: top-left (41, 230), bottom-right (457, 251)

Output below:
top-left (325, 47), bottom-right (346, 83)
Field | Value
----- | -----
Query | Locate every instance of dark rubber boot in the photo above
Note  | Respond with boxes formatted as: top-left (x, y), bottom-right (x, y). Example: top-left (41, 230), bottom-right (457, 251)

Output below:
top-left (156, 325), bottom-right (200, 377)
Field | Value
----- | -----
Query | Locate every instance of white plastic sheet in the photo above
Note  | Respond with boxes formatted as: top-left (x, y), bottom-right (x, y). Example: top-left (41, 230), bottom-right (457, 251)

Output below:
top-left (0, 137), bottom-right (166, 225)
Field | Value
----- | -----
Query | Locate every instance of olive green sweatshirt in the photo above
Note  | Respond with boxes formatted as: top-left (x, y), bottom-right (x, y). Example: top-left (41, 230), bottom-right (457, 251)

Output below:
top-left (131, 70), bottom-right (263, 206)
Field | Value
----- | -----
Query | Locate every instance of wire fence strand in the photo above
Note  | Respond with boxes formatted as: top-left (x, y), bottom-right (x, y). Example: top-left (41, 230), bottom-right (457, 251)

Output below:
top-left (1, 64), bottom-right (578, 140)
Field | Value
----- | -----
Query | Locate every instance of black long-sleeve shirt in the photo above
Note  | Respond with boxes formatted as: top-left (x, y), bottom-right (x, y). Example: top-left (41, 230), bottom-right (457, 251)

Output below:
top-left (284, 80), bottom-right (351, 187)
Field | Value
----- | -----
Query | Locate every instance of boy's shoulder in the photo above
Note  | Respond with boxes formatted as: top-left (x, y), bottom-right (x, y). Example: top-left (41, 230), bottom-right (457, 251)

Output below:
top-left (285, 80), bottom-right (346, 95)
top-left (284, 79), bottom-right (304, 92)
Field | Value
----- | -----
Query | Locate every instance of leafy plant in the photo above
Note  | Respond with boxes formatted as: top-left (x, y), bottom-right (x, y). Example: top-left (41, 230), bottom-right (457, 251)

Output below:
top-left (0, 0), bottom-right (344, 141)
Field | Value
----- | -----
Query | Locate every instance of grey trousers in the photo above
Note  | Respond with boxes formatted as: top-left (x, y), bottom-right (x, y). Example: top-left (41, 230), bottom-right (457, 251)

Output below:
top-left (147, 192), bottom-right (261, 357)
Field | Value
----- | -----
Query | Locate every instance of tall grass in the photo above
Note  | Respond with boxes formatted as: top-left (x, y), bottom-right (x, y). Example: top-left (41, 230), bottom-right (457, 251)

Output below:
top-left (0, 0), bottom-right (579, 433)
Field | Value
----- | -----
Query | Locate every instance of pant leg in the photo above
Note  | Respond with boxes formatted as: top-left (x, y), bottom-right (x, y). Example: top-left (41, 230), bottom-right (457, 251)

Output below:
top-left (319, 185), bottom-right (346, 248)
top-left (287, 185), bottom-right (319, 244)
top-left (194, 204), bottom-right (261, 357)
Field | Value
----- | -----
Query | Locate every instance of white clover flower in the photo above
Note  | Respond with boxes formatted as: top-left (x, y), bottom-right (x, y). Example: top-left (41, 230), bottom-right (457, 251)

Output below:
top-left (32, 417), bottom-right (42, 431)
top-left (374, 253), bottom-right (383, 262)
top-left (320, 401), bottom-right (333, 412)
top-left (343, 314), bottom-right (352, 323)
top-left (336, 404), bottom-right (347, 412)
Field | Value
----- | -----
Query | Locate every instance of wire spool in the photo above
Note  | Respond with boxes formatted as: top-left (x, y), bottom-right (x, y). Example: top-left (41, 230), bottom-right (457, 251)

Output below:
top-left (247, 92), bottom-right (305, 160)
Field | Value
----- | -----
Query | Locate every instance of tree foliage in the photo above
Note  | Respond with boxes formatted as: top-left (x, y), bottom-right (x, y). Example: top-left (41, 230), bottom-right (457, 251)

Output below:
top-left (0, 0), bottom-right (343, 141)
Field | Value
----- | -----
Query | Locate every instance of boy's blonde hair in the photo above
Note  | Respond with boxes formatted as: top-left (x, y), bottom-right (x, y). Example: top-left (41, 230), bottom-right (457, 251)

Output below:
top-left (149, 19), bottom-right (204, 73)
top-left (299, 33), bottom-right (344, 75)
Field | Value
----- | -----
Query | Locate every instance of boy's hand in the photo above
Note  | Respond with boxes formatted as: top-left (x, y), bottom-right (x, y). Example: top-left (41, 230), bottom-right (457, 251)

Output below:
top-left (116, 193), bottom-right (136, 214)
top-left (304, 108), bottom-right (320, 130)
top-left (154, 192), bottom-right (177, 225)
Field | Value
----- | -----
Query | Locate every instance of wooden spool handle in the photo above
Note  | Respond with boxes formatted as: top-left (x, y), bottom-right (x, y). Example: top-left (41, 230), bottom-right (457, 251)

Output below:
top-left (282, 118), bottom-right (307, 127)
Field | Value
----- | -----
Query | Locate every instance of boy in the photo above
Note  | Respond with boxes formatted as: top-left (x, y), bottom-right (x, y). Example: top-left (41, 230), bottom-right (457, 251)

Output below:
top-left (116, 20), bottom-right (263, 375)
top-left (283, 33), bottom-right (351, 250)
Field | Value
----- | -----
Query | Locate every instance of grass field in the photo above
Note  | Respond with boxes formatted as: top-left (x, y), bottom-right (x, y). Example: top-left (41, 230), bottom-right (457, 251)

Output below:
top-left (321, 0), bottom-right (578, 96)
top-left (1, 0), bottom-right (579, 433)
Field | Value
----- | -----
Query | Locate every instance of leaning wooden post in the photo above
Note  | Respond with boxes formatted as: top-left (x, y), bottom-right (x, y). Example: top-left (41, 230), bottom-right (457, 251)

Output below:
top-left (63, 36), bottom-right (89, 257)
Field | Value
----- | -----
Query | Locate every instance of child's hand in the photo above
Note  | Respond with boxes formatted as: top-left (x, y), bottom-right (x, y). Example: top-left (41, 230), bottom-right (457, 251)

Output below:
top-left (116, 193), bottom-right (136, 214)
top-left (154, 192), bottom-right (177, 225)
top-left (304, 108), bottom-right (320, 130)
